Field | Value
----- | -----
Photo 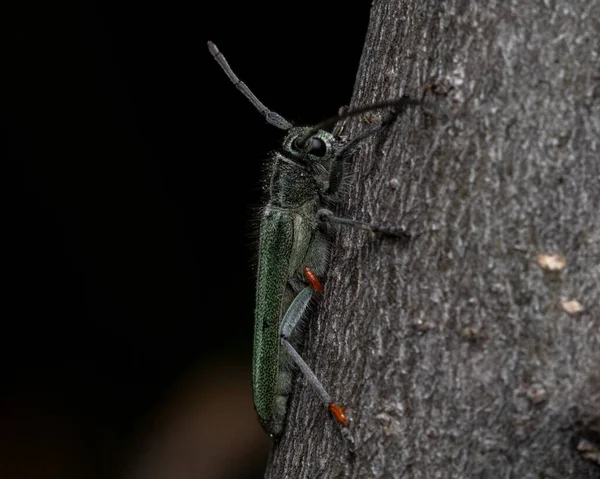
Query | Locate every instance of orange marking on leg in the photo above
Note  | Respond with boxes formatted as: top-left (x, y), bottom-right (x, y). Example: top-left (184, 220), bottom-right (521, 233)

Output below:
top-left (328, 402), bottom-right (349, 426)
top-left (303, 265), bottom-right (323, 293)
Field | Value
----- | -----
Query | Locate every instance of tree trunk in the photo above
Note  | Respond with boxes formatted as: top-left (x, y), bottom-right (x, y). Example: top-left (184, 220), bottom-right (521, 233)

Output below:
top-left (266, 0), bottom-right (600, 477)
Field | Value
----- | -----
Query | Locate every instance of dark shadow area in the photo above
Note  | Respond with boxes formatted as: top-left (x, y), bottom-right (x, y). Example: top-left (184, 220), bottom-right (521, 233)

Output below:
top-left (1, 1), bottom-right (371, 477)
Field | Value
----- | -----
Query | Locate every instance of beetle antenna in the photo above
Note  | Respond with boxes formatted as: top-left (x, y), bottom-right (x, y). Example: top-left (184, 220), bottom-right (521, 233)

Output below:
top-left (208, 41), bottom-right (293, 130)
top-left (297, 95), bottom-right (420, 147)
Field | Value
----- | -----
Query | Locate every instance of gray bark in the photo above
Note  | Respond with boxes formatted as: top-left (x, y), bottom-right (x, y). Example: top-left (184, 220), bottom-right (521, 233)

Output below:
top-left (266, 1), bottom-right (600, 477)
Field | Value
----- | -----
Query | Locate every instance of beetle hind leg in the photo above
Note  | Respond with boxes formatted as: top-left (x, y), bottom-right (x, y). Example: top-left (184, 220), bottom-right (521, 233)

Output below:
top-left (279, 278), bottom-right (355, 451)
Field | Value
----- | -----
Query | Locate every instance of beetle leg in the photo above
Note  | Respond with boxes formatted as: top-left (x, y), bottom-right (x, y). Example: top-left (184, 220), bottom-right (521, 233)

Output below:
top-left (317, 208), bottom-right (411, 239)
top-left (280, 337), bottom-right (355, 451)
top-left (279, 286), bottom-right (314, 340)
top-left (331, 105), bottom-right (349, 137)
top-left (279, 282), bottom-right (355, 450)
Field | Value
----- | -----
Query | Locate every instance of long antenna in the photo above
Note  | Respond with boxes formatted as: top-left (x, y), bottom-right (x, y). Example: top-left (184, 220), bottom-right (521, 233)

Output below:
top-left (296, 96), bottom-right (420, 147)
top-left (207, 41), bottom-right (292, 130)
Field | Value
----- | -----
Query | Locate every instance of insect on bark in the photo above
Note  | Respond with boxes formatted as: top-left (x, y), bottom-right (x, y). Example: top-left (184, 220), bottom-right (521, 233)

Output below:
top-left (207, 41), bottom-right (417, 448)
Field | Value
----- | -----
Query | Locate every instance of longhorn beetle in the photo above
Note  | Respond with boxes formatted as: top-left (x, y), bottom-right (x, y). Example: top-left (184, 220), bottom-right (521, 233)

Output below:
top-left (208, 41), bottom-right (417, 446)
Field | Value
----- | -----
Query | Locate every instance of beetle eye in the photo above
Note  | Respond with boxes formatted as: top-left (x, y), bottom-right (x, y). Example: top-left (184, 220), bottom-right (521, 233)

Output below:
top-left (308, 137), bottom-right (327, 157)
top-left (291, 135), bottom-right (328, 157)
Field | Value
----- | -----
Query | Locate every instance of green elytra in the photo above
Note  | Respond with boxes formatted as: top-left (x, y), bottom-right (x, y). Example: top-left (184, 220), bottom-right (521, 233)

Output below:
top-left (208, 41), bottom-right (416, 443)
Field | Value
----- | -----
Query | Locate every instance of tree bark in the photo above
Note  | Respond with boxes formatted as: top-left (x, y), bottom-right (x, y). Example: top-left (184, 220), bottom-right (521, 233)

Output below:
top-left (266, 0), bottom-right (600, 477)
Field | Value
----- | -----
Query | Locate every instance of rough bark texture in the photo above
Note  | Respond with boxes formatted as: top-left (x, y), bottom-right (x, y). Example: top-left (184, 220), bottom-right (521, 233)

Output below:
top-left (266, 1), bottom-right (600, 477)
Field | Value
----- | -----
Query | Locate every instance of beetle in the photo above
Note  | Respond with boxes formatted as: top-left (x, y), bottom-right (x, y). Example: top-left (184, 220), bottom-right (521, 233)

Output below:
top-left (208, 41), bottom-right (416, 444)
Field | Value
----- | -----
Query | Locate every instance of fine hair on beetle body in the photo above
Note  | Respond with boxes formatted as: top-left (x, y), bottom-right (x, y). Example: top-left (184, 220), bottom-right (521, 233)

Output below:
top-left (207, 40), bottom-right (418, 447)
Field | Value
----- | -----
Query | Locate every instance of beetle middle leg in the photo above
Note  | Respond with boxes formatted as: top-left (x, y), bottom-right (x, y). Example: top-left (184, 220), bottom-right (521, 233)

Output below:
top-left (317, 208), bottom-right (411, 239)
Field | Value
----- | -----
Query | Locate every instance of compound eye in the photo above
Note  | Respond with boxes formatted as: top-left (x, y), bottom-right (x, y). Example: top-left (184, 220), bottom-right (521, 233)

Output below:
top-left (308, 137), bottom-right (327, 157)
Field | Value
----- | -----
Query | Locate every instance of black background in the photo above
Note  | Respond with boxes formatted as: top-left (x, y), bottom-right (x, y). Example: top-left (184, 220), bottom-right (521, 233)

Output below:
top-left (1, 1), bottom-right (372, 477)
